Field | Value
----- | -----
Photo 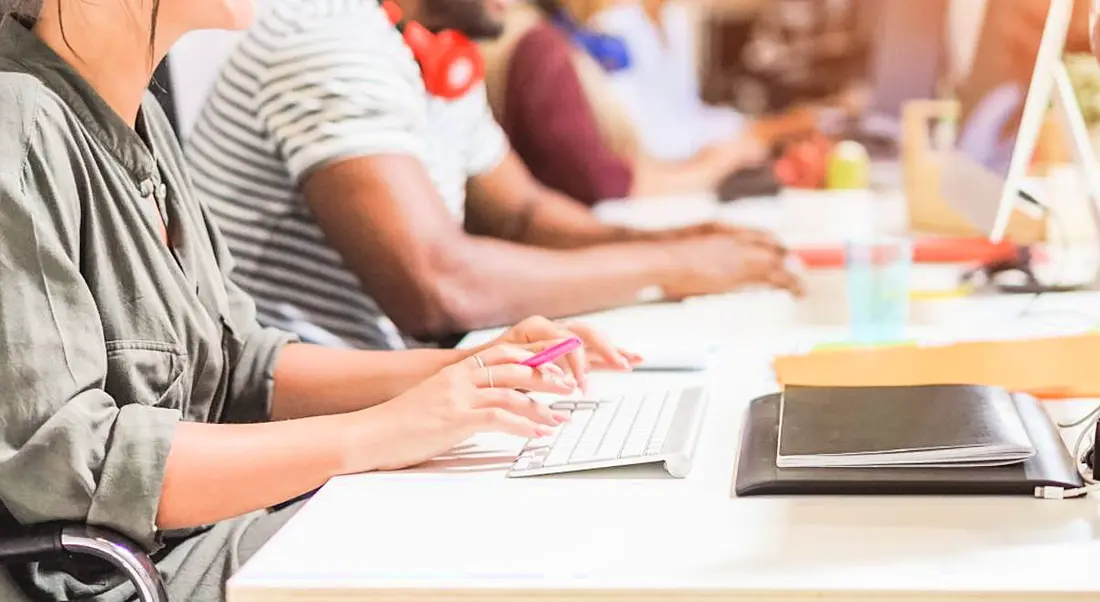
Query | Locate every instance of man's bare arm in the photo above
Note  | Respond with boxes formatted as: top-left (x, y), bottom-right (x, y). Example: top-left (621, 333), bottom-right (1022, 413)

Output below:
top-left (465, 152), bottom-right (645, 249)
top-left (301, 154), bottom-right (686, 339)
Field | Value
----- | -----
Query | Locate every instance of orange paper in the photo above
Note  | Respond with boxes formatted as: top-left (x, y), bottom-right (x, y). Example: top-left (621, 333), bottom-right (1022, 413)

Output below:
top-left (773, 334), bottom-right (1100, 399)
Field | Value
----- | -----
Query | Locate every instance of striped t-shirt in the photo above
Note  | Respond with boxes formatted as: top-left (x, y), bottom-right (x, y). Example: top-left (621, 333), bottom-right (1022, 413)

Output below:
top-left (186, 0), bottom-right (508, 350)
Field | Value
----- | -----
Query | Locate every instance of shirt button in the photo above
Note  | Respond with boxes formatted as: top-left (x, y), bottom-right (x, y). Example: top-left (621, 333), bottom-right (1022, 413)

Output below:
top-left (139, 179), bottom-right (154, 197)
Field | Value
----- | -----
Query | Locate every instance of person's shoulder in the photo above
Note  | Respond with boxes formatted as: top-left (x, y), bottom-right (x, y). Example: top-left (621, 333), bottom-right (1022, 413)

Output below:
top-left (0, 71), bottom-right (43, 137)
top-left (0, 72), bottom-right (75, 172)
top-left (518, 21), bottom-right (574, 55)
top-left (512, 22), bottom-right (576, 71)
top-left (259, 0), bottom-right (408, 57)
top-left (0, 72), bottom-right (84, 230)
top-left (254, 0), bottom-right (419, 95)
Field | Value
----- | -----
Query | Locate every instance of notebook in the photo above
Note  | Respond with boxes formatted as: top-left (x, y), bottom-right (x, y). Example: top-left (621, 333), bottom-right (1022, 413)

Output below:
top-left (776, 385), bottom-right (1035, 468)
top-left (734, 392), bottom-right (1083, 497)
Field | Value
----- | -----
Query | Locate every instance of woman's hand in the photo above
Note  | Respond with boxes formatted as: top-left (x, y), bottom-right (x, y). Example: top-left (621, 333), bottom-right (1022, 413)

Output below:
top-left (483, 316), bottom-right (642, 391)
top-left (354, 344), bottom-right (576, 472)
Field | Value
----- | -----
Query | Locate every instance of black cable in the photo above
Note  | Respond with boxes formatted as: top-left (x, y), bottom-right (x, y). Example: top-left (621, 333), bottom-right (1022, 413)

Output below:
top-left (1015, 198), bottom-right (1100, 326)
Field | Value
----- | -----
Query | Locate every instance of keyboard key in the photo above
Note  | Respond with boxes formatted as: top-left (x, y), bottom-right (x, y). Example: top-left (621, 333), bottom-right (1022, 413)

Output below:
top-left (649, 398), bottom-right (679, 451)
top-left (543, 410), bottom-right (591, 466)
top-left (570, 403), bottom-right (618, 461)
top-left (595, 396), bottom-right (642, 460)
top-left (621, 392), bottom-right (667, 457)
top-left (589, 401), bottom-right (628, 461)
top-left (508, 387), bottom-right (707, 478)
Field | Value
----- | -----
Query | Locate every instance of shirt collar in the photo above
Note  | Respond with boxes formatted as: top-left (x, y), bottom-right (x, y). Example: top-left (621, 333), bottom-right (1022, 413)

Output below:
top-left (0, 14), bottom-right (159, 182)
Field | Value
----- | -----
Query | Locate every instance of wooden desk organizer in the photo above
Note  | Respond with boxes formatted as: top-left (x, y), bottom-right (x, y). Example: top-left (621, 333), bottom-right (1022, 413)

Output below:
top-left (901, 100), bottom-right (1048, 244)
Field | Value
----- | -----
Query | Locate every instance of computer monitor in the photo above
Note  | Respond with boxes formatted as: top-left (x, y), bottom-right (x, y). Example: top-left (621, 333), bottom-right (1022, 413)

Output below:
top-left (940, 0), bottom-right (1075, 242)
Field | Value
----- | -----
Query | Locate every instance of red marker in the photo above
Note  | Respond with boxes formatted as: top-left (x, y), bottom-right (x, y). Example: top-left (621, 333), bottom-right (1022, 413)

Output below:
top-left (521, 337), bottom-right (583, 368)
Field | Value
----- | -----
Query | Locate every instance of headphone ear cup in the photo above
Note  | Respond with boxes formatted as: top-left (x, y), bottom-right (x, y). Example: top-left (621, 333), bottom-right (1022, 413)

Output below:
top-left (418, 30), bottom-right (485, 99)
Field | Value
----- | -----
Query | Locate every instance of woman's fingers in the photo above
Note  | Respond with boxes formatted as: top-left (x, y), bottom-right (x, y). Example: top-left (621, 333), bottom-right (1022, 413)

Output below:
top-left (476, 407), bottom-right (554, 439)
top-left (562, 346), bottom-right (589, 392)
top-left (618, 347), bottom-right (644, 365)
top-left (472, 343), bottom-right (534, 366)
top-left (562, 321), bottom-right (632, 370)
top-left (589, 347), bottom-right (645, 369)
top-left (470, 363), bottom-right (575, 393)
top-left (474, 389), bottom-right (567, 427)
top-left (470, 344), bottom-right (567, 379)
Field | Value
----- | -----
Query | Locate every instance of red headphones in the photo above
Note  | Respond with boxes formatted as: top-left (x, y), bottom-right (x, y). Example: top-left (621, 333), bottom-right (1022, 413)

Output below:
top-left (380, 0), bottom-right (486, 100)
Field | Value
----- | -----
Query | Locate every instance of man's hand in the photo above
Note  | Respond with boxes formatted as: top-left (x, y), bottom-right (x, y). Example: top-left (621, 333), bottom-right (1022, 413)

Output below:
top-left (660, 234), bottom-right (804, 300)
top-left (700, 134), bottom-right (770, 175)
top-left (658, 222), bottom-right (787, 254)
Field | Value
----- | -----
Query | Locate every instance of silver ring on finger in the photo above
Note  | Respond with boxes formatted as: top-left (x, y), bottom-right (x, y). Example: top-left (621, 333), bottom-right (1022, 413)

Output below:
top-left (485, 366), bottom-right (495, 389)
top-left (473, 354), bottom-right (486, 369)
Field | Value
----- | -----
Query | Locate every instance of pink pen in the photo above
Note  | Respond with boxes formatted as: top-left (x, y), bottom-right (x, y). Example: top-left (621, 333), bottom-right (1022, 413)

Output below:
top-left (521, 337), bottom-right (583, 368)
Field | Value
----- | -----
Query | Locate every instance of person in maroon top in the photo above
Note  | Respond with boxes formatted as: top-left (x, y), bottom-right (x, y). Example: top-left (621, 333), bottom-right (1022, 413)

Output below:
top-left (490, 1), bottom-right (829, 207)
top-left (501, 21), bottom-right (632, 205)
top-left (496, 17), bottom-right (767, 206)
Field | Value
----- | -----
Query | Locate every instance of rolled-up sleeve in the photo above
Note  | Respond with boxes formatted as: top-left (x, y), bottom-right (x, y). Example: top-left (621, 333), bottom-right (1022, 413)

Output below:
top-left (0, 154), bottom-right (179, 552)
top-left (199, 202), bottom-right (298, 424)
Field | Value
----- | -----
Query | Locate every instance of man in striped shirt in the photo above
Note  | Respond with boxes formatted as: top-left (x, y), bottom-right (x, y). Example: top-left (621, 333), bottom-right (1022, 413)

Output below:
top-left (187, 0), bottom-right (801, 351)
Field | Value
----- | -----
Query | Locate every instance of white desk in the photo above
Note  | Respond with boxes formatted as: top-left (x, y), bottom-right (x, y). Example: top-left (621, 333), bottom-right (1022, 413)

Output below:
top-left (229, 193), bottom-right (1100, 602)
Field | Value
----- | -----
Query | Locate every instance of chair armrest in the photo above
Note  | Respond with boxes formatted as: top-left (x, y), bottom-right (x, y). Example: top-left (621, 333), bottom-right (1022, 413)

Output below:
top-left (0, 526), bottom-right (63, 564)
top-left (0, 524), bottom-right (168, 602)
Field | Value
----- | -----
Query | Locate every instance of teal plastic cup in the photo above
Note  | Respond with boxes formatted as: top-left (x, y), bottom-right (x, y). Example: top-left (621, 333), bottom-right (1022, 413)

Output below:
top-left (846, 238), bottom-right (912, 344)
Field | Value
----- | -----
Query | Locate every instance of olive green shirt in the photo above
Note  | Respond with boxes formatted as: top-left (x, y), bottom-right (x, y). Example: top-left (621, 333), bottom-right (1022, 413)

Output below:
top-left (0, 15), bottom-right (296, 599)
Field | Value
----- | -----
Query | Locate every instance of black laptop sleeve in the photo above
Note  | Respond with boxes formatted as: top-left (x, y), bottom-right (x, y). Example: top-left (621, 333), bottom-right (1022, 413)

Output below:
top-left (734, 392), bottom-right (1084, 497)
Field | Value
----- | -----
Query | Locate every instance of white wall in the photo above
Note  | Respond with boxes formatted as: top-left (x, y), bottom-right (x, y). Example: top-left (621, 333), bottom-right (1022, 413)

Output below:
top-left (168, 1), bottom-right (274, 138)
top-left (169, 30), bottom-right (246, 138)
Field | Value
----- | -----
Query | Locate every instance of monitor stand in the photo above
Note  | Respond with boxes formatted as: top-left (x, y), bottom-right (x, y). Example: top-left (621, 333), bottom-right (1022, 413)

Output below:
top-left (973, 60), bottom-right (1100, 295)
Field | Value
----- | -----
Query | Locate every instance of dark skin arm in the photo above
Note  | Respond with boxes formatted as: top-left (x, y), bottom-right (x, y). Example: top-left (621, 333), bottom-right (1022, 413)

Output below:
top-left (301, 155), bottom-right (681, 339)
top-left (465, 151), bottom-right (643, 249)
top-left (466, 150), bottom-right (789, 251)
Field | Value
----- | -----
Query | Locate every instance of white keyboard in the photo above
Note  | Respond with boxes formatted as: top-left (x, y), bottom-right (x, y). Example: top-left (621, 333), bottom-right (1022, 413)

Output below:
top-left (507, 386), bottom-right (708, 478)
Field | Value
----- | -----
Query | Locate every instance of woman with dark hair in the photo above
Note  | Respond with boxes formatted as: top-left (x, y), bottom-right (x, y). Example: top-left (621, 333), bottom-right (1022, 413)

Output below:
top-left (0, 1), bottom-right (637, 600)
